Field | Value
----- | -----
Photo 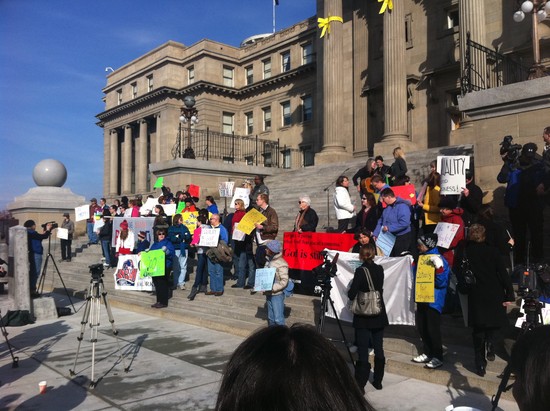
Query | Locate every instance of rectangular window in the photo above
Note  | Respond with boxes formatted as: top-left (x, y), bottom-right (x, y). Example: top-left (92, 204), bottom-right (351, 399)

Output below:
top-left (405, 14), bottom-right (413, 48)
top-left (263, 107), bottom-right (272, 131)
top-left (281, 51), bottom-right (291, 72)
top-left (147, 75), bottom-right (153, 92)
top-left (117, 89), bottom-right (123, 105)
top-left (245, 65), bottom-right (253, 85)
top-left (131, 83), bottom-right (138, 99)
top-left (263, 58), bottom-right (272, 79)
top-left (223, 66), bottom-right (234, 87)
top-left (222, 112), bottom-right (234, 134)
top-left (282, 149), bottom-right (291, 169)
top-left (302, 43), bottom-right (313, 65)
top-left (188, 66), bottom-right (195, 84)
top-left (302, 146), bottom-right (314, 167)
top-left (301, 95), bottom-right (312, 122)
top-left (281, 101), bottom-right (291, 127)
top-left (245, 112), bottom-right (254, 135)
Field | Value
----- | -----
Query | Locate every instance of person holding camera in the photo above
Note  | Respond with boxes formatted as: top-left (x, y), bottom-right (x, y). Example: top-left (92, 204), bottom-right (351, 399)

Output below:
top-left (24, 220), bottom-right (53, 297)
top-left (497, 142), bottom-right (545, 264)
top-left (60, 213), bottom-right (74, 262)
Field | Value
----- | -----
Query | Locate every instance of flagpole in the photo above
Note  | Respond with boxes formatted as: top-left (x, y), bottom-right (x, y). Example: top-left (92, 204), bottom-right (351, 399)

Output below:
top-left (273, 0), bottom-right (276, 33)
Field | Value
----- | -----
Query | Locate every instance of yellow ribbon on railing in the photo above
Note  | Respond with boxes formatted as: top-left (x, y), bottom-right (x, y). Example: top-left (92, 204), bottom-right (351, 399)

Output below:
top-left (317, 15), bottom-right (344, 38)
top-left (378, 0), bottom-right (393, 14)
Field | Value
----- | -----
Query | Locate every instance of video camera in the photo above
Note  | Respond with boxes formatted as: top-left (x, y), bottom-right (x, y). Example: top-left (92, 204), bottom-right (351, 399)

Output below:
top-left (312, 251), bottom-right (339, 292)
top-left (89, 263), bottom-right (104, 282)
top-left (499, 135), bottom-right (522, 164)
top-left (41, 221), bottom-right (59, 230)
top-left (516, 263), bottom-right (550, 328)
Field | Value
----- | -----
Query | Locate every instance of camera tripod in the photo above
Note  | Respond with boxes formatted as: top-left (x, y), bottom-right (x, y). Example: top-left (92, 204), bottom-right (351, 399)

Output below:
top-left (0, 309), bottom-right (19, 369)
top-left (36, 234), bottom-right (76, 312)
top-left (69, 274), bottom-right (129, 388)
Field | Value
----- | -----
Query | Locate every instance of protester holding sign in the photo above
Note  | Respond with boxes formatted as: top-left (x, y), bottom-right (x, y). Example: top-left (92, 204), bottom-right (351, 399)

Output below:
top-left (348, 242), bottom-right (388, 392)
top-left (412, 234), bottom-right (449, 370)
top-left (263, 240), bottom-right (289, 326)
top-left (148, 228), bottom-right (175, 308)
top-left (417, 172), bottom-right (441, 235)
top-left (60, 212), bottom-right (74, 262)
top-left (205, 214), bottom-right (229, 296)
top-left (251, 194), bottom-right (279, 277)
top-left (188, 214), bottom-right (210, 300)
top-left (168, 214), bottom-right (192, 291)
top-left (231, 199), bottom-right (255, 289)
top-left (438, 197), bottom-right (465, 269)
top-left (373, 188), bottom-right (412, 256)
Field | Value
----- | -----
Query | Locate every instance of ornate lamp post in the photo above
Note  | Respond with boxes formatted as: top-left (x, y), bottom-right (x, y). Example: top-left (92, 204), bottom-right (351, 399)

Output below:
top-left (180, 96), bottom-right (199, 159)
top-left (513, 0), bottom-right (550, 79)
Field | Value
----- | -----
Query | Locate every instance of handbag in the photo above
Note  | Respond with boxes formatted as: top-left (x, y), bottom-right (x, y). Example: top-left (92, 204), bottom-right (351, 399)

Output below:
top-left (351, 267), bottom-right (382, 317)
top-left (457, 248), bottom-right (476, 294)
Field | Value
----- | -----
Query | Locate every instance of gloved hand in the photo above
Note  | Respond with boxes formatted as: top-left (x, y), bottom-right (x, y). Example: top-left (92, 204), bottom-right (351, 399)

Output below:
top-left (429, 255), bottom-right (443, 269)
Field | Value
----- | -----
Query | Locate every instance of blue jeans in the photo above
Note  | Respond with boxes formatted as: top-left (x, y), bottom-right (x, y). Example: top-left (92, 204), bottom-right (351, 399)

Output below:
top-left (101, 240), bottom-right (111, 265)
top-left (207, 258), bottom-right (224, 292)
top-left (246, 253), bottom-right (257, 287)
top-left (173, 249), bottom-right (188, 286)
top-left (193, 253), bottom-right (209, 288)
top-left (87, 222), bottom-right (97, 243)
top-left (234, 249), bottom-right (256, 287)
top-left (32, 253), bottom-right (43, 291)
top-left (266, 293), bottom-right (286, 326)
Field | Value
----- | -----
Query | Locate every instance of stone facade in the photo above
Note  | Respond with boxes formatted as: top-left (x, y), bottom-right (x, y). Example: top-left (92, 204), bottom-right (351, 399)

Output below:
top-left (97, 0), bottom-right (549, 201)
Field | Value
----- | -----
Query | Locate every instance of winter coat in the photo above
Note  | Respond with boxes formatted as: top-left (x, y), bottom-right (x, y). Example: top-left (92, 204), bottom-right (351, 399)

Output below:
top-left (458, 181), bottom-right (483, 226)
top-left (168, 223), bottom-right (191, 251)
top-left (293, 207), bottom-right (319, 232)
top-left (373, 197), bottom-right (411, 238)
top-left (149, 238), bottom-right (175, 270)
top-left (390, 157), bottom-right (408, 182)
top-left (439, 207), bottom-right (465, 268)
top-left (422, 186), bottom-right (441, 225)
top-left (265, 252), bottom-right (289, 296)
top-left (348, 260), bottom-right (389, 329)
top-left (334, 186), bottom-right (355, 220)
top-left (354, 206), bottom-right (379, 233)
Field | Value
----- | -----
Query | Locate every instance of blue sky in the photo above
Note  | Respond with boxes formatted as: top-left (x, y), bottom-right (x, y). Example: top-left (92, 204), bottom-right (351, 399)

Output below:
top-left (0, 0), bottom-right (315, 211)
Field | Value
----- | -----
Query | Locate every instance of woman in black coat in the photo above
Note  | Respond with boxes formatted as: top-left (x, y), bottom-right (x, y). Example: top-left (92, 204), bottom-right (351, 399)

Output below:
top-left (348, 242), bottom-right (389, 393)
top-left (293, 195), bottom-right (319, 232)
top-left (458, 223), bottom-right (515, 377)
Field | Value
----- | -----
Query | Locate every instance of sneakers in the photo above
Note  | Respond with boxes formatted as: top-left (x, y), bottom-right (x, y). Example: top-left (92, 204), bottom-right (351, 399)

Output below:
top-left (180, 283), bottom-right (186, 290)
top-left (412, 354), bottom-right (431, 363)
top-left (424, 358), bottom-right (443, 369)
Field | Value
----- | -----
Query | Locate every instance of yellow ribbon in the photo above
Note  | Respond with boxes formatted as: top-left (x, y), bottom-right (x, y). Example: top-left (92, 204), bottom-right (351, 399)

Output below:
top-left (378, 0), bottom-right (393, 14)
top-left (317, 15), bottom-right (343, 38)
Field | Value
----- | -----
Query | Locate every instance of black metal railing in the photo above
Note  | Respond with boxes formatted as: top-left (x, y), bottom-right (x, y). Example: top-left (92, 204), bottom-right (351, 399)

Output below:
top-left (172, 127), bottom-right (303, 169)
top-left (461, 32), bottom-right (530, 95)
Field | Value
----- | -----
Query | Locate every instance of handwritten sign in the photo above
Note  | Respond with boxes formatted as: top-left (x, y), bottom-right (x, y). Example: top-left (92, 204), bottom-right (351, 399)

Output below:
top-left (434, 222), bottom-right (460, 249)
top-left (219, 181), bottom-right (235, 198)
top-left (230, 187), bottom-right (250, 209)
top-left (140, 249), bottom-right (166, 277)
top-left (254, 268), bottom-right (277, 292)
top-left (376, 230), bottom-right (396, 257)
top-left (75, 205), bottom-right (89, 222)
top-left (57, 227), bottom-right (69, 240)
top-left (437, 156), bottom-right (470, 195)
top-left (182, 211), bottom-right (199, 234)
top-left (237, 208), bottom-right (267, 235)
top-left (114, 254), bottom-right (154, 291)
top-left (163, 203), bottom-right (177, 216)
top-left (415, 255), bottom-right (435, 303)
top-left (199, 227), bottom-right (220, 247)
top-left (232, 223), bottom-right (246, 241)
top-left (141, 197), bottom-right (159, 215)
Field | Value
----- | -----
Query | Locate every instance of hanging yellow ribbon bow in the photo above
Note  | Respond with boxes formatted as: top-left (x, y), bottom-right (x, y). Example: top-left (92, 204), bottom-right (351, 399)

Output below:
top-left (317, 15), bottom-right (344, 38)
top-left (378, 0), bottom-right (393, 14)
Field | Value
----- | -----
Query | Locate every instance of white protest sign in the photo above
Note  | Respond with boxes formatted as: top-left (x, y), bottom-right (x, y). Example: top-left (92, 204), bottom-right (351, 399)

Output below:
top-left (437, 156), bottom-right (470, 195)
top-left (254, 267), bottom-right (276, 292)
top-left (163, 203), bottom-right (177, 216)
top-left (93, 219), bottom-right (105, 232)
top-left (57, 228), bottom-right (69, 240)
top-left (219, 181), bottom-right (235, 198)
top-left (434, 222), bottom-right (461, 249)
top-left (232, 223), bottom-right (246, 241)
top-left (75, 205), bottom-right (89, 222)
top-left (140, 197), bottom-right (159, 215)
top-left (198, 227), bottom-right (220, 247)
top-left (230, 187), bottom-right (250, 209)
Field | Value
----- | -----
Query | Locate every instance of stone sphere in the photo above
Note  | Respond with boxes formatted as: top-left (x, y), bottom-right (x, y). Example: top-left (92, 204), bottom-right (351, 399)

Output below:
top-left (32, 159), bottom-right (67, 187)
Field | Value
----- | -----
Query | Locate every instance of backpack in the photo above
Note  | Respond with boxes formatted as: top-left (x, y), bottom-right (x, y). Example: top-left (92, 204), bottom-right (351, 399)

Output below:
top-left (206, 240), bottom-right (233, 263)
top-left (283, 279), bottom-right (295, 297)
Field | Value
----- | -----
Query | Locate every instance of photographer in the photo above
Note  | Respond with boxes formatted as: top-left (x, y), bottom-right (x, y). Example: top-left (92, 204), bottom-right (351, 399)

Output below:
top-left (497, 141), bottom-right (545, 264)
top-left (24, 220), bottom-right (53, 297)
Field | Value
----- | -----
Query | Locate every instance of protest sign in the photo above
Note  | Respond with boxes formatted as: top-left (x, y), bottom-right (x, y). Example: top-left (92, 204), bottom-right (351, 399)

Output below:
top-left (114, 254), bottom-right (154, 291)
top-left (434, 222), bottom-right (460, 249)
top-left (153, 177), bottom-right (164, 188)
top-left (237, 209), bottom-right (267, 235)
top-left (112, 217), bottom-right (156, 247)
top-left (140, 249), bottom-right (166, 277)
top-left (188, 184), bottom-right (200, 198)
top-left (75, 205), bottom-right (89, 222)
top-left (141, 197), bottom-right (159, 215)
top-left (232, 223), bottom-right (246, 241)
top-left (163, 203), bottom-right (177, 216)
top-left (437, 156), bottom-right (470, 195)
top-left (254, 268), bottom-right (277, 292)
top-left (93, 219), bottom-right (105, 232)
top-left (382, 185), bottom-right (416, 207)
top-left (415, 255), bottom-right (435, 303)
top-left (230, 187), bottom-right (250, 209)
top-left (219, 181), bottom-right (235, 198)
top-left (182, 211), bottom-right (199, 234)
top-left (57, 228), bottom-right (69, 240)
top-left (199, 227), bottom-right (220, 247)
top-left (376, 230), bottom-right (396, 256)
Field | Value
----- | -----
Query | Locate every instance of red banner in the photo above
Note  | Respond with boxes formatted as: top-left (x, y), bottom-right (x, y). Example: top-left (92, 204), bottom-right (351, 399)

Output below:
top-left (283, 232), bottom-right (356, 271)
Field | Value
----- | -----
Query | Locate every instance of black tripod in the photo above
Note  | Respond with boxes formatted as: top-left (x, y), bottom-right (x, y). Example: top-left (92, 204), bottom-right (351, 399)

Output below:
top-left (36, 234), bottom-right (76, 312)
top-left (0, 309), bottom-right (19, 369)
top-left (69, 266), bottom-right (129, 388)
top-left (491, 294), bottom-right (543, 411)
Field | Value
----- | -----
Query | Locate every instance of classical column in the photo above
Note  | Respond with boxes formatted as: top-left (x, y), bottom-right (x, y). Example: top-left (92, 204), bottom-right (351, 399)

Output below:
top-left (381, 5), bottom-right (408, 145)
top-left (109, 129), bottom-right (119, 197)
top-left (316, 0), bottom-right (351, 164)
top-left (154, 113), bottom-right (161, 163)
top-left (459, 0), bottom-right (486, 77)
top-left (121, 124), bottom-right (133, 194)
top-left (136, 119), bottom-right (148, 194)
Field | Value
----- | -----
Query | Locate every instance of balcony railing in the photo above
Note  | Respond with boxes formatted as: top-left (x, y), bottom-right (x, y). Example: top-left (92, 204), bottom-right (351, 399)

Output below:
top-left (461, 32), bottom-right (531, 95)
top-left (172, 127), bottom-right (303, 169)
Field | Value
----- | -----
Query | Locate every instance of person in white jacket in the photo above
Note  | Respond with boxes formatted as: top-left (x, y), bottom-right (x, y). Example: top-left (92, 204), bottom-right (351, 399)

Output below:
top-left (333, 175), bottom-right (356, 233)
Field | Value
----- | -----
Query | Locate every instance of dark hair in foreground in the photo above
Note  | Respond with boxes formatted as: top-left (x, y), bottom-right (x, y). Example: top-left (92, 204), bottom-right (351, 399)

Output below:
top-left (510, 325), bottom-right (550, 411)
top-left (215, 324), bottom-right (374, 411)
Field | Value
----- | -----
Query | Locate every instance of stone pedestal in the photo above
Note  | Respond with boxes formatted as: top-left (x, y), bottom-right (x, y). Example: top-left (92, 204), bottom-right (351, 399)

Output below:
top-left (32, 297), bottom-right (58, 320)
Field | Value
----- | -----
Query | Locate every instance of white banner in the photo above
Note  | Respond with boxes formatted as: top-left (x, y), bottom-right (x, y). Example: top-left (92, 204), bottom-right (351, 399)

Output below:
top-left (113, 254), bottom-right (154, 291)
top-left (326, 250), bottom-right (415, 325)
top-left (437, 155), bottom-right (470, 195)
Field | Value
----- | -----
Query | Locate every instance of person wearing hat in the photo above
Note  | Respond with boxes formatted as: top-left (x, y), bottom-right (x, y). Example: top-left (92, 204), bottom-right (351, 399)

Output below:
top-left (458, 170), bottom-right (483, 227)
top-left (261, 239), bottom-right (289, 326)
top-left (115, 220), bottom-right (135, 256)
top-left (60, 212), bottom-right (74, 262)
top-left (87, 198), bottom-right (103, 245)
top-left (412, 233), bottom-right (450, 370)
top-left (24, 220), bottom-right (53, 297)
top-left (438, 196), bottom-right (465, 269)
top-left (135, 231), bottom-right (150, 254)
top-left (98, 210), bottom-right (113, 267)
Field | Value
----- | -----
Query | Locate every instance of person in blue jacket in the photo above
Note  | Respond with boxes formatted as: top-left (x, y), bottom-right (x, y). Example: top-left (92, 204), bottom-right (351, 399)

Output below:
top-left (168, 214), bottom-right (192, 290)
top-left (148, 228), bottom-right (175, 308)
top-left (373, 188), bottom-right (412, 256)
top-left (411, 233), bottom-right (450, 369)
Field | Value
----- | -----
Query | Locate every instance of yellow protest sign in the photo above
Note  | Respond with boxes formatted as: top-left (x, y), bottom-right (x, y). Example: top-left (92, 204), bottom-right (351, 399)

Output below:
top-left (415, 254), bottom-right (435, 303)
top-left (182, 211), bottom-right (198, 234)
top-left (237, 208), bottom-right (267, 235)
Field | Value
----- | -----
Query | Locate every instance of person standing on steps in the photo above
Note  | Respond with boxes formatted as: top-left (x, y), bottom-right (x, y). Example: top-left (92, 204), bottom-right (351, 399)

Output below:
top-left (60, 213), bottom-right (74, 262)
